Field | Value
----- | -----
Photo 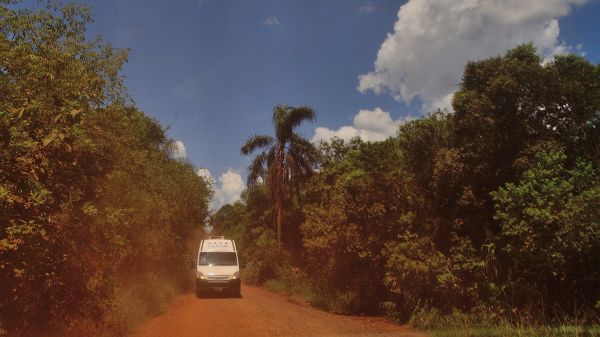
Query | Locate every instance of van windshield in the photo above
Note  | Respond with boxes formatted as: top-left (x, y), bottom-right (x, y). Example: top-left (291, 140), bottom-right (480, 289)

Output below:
top-left (198, 252), bottom-right (237, 266)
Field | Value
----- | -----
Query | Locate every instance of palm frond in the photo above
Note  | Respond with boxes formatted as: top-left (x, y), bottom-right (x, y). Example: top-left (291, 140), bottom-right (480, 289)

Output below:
top-left (273, 105), bottom-right (316, 143)
top-left (272, 105), bottom-right (291, 143)
top-left (290, 133), bottom-right (317, 150)
top-left (290, 134), bottom-right (321, 166)
top-left (241, 134), bottom-right (274, 155)
top-left (288, 147), bottom-right (315, 177)
top-left (272, 104), bottom-right (288, 128)
top-left (285, 106), bottom-right (316, 131)
top-left (247, 151), bottom-right (268, 187)
top-left (266, 147), bottom-right (276, 167)
top-left (241, 104), bottom-right (318, 244)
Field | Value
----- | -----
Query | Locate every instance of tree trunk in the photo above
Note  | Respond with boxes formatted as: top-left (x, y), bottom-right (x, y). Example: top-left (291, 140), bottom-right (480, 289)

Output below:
top-left (274, 143), bottom-right (285, 247)
top-left (276, 201), bottom-right (282, 245)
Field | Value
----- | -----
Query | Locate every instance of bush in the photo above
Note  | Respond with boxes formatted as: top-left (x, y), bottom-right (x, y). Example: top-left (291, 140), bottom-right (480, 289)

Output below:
top-left (264, 279), bottom-right (289, 293)
top-left (0, 3), bottom-right (211, 335)
top-left (491, 150), bottom-right (600, 312)
top-left (111, 273), bottom-right (179, 329)
top-left (331, 291), bottom-right (360, 315)
top-left (243, 228), bottom-right (289, 285)
top-left (383, 232), bottom-right (461, 314)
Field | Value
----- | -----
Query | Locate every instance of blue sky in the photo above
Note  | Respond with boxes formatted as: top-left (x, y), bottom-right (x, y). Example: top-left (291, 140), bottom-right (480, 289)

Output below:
top-left (74, 0), bottom-right (600, 208)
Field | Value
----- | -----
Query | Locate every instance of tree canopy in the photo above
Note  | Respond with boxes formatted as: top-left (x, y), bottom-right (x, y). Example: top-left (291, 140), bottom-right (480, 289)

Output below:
top-left (217, 45), bottom-right (600, 324)
top-left (241, 105), bottom-right (319, 246)
top-left (0, 3), bottom-right (212, 335)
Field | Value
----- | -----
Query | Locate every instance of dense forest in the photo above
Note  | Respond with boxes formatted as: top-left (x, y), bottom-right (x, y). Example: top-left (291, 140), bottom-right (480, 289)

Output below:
top-left (0, 2), bottom-right (212, 336)
top-left (2, 0), bottom-right (600, 336)
top-left (214, 44), bottom-right (600, 329)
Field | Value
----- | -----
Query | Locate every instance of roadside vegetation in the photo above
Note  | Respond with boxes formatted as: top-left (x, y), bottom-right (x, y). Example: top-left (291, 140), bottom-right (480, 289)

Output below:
top-left (3, 0), bottom-right (600, 336)
top-left (213, 44), bottom-right (600, 336)
top-left (0, 2), bottom-right (212, 336)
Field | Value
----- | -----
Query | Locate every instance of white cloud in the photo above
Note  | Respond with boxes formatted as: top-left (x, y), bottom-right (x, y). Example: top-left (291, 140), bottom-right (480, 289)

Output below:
top-left (196, 168), bottom-right (214, 184)
top-left (576, 43), bottom-right (586, 57)
top-left (213, 169), bottom-right (245, 209)
top-left (358, 0), bottom-right (588, 111)
top-left (197, 167), bottom-right (245, 210)
top-left (262, 16), bottom-right (280, 26)
top-left (171, 140), bottom-right (187, 159)
top-left (312, 108), bottom-right (410, 143)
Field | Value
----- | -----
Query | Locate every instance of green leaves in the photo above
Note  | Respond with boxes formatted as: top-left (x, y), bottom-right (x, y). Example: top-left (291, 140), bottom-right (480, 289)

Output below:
top-left (241, 104), bottom-right (318, 246)
top-left (69, 108), bottom-right (81, 118)
top-left (383, 232), bottom-right (462, 312)
top-left (10, 106), bottom-right (25, 119)
top-left (492, 150), bottom-right (600, 307)
top-left (28, 185), bottom-right (52, 206)
top-left (301, 45), bottom-right (600, 320)
top-left (41, 128), bottom-right (63, 147)
top-left (241, 134), bottom-right (274, 155)
top-left (81, 202), bottom-right (97, 216)
top-left (0, 2), bottom-right (210, 335)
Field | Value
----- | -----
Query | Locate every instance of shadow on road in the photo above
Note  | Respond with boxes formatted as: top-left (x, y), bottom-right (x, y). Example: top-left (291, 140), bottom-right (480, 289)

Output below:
top-left (197, 292), bottom-right (243, 299)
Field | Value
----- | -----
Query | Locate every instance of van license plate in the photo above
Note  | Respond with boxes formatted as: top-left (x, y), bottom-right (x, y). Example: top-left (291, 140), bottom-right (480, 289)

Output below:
top-left (214, 287), bottom-right (223, 292)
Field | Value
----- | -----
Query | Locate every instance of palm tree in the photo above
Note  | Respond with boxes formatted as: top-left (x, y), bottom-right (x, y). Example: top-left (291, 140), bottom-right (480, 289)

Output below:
top-left (241, 105), bottom-right (319, 245)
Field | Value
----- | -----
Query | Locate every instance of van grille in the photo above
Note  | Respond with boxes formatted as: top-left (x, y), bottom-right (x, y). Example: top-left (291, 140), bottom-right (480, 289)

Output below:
top-left (207, 275), bottom-right (230, 281)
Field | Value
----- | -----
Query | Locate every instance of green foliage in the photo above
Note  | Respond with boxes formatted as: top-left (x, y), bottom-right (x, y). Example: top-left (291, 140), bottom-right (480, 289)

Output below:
top-left (430, 325), bottom-right (600, 337)
top-left (211, 202), bottom-right (248, 259)
top-left (10, 0), bottom-right (600, 334)
top-left (216, 44), bottom-right (600, 332)
top-left (492, 150), bottom-right (600, 310)
top-left (243, 228), bottom-right (288, 284)
top-left (451, 44), bottom-right (600, 244)
top-left (0, 2), bottom-right (211, 335)
top-left (383, 232), bottom-right (459, 312)
top-left (302, 138), bottom-right (415, 313)
top-left (241, 105), bottom-right (319, 247)
top-left (397, 112), bottom-right (464, 251)
top-left (211, 185), bottom-right (272, 266)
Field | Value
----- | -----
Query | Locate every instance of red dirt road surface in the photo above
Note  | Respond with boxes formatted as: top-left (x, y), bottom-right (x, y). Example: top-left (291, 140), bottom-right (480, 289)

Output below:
top-left (132, 284), bottom-right (427, 337)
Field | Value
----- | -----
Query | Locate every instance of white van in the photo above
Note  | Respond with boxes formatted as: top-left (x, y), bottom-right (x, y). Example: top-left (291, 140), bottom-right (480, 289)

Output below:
top-left (195, 236), bottom-right (241, 297)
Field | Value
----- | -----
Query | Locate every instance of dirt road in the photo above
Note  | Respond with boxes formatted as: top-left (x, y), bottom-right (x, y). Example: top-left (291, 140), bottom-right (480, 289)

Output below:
top-left (132, 284), bottom-right (427, 337)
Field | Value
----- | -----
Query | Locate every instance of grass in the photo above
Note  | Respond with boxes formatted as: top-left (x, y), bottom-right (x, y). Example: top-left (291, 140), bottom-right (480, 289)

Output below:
top-left (258, 264), bottom-right (600, 337)
top-left (262, 268), bottom-right (334, 311)
top-left (409, 305), bottom-right (600, 337)
top-left (429, 324), bottom-right (600, 337)
top-left (264, 279), bottom-right (290, 293)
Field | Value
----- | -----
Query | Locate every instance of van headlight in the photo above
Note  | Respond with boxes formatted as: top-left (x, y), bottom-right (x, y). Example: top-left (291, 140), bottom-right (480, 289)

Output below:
top-left (232, 271), bottom-right (240, 280)
top-left (197, 271), bottom-right (206, 280)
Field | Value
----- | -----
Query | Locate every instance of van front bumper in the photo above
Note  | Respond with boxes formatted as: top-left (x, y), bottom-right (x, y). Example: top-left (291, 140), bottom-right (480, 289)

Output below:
top-left (196, 278), bottom-right (241, 293)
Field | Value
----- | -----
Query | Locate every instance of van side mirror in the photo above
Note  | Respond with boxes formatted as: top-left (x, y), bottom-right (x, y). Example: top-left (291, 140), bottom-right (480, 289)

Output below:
top-left (240, 262), bottom-right (246, 269)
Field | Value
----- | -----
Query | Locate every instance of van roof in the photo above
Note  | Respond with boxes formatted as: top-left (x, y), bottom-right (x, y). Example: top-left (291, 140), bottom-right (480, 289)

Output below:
top-left (200, 239), bottom-right (236, 253)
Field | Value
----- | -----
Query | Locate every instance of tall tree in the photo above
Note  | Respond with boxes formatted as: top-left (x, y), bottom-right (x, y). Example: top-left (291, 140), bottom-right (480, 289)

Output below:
top-left (450, 44), bottom-right (600, 244)
top-left (241, 105), bottom-right (318, 245)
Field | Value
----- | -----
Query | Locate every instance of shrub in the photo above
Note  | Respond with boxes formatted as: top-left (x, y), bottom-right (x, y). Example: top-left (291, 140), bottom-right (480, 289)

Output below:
top-left (243, 228), bottom-right (288, 284)
top-left (492, 150), bottom-right (600, 312)
top-left (383, 232), bottom-right (461, 314)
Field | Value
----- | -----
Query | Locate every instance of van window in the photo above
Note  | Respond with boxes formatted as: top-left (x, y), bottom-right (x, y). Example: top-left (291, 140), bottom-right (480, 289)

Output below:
top-left (198, 252), bottom-right (237, 266)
